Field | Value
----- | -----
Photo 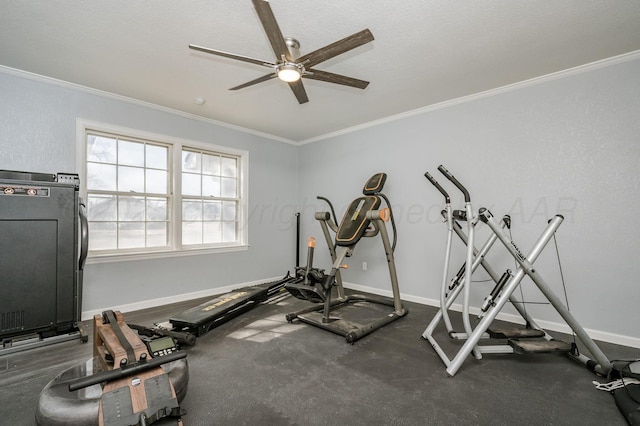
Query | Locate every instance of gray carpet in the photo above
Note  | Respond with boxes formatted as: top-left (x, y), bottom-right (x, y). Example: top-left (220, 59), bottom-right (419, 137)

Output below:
top-left (0, 290), bottom-right (637, 425)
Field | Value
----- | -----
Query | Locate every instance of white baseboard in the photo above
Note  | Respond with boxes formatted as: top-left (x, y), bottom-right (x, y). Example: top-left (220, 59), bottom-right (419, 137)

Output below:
top-left (83, 277), bottom-right (640, 349)
top-left (81, 276), bottom-right (285, 320)
top-left (343, 282), bottom-right (640, 349)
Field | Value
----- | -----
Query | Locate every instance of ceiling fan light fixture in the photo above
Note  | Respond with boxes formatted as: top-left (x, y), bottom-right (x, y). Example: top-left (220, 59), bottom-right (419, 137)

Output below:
top-left (277, 63), bottom-right (302, 82)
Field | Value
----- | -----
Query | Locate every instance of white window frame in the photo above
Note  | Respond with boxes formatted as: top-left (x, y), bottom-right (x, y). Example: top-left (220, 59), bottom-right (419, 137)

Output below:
top-left (76, 119), bottom-right (249, 264)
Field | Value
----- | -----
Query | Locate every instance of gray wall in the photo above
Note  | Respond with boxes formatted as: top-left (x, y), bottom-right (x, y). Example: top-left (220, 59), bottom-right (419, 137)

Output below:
top-left (2, 54), bottom-right (639, 346)
top-left (0, 71), bottom-right (299, 314)
top-left (298, 55), bottom-right (640, 344)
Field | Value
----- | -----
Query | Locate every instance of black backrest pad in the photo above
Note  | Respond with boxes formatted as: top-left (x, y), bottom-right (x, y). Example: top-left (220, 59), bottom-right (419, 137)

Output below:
top-left (363, 173), bottom-right (387, 195)
top-left (336, 195), bottom-right (381, 246)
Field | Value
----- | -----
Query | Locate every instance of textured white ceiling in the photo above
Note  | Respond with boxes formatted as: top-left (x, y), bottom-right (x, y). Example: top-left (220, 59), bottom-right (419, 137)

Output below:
top-left (1, 0), bottom-right (640, 143)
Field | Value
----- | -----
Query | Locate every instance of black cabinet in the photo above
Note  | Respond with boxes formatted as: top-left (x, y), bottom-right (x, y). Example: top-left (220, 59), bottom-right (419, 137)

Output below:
top-left (0, 170), bottom-right (87, 340)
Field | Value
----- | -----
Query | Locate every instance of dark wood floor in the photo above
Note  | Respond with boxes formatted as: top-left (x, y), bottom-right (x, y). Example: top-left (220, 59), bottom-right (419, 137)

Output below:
top-left (1, 290), bottom-right (637, 425)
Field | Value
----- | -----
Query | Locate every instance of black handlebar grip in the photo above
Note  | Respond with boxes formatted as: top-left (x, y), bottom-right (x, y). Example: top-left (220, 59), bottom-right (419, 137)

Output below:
top-left (317, 196), bottom-right (338, 225)
top-left (424, 172), bottom-right (450, 203)
top-left (68, 350), bottom-right (187, 392)
top-left (78, 200), bottom-right (89, 271)
top-left (437, 165), bottom-right (470, 203)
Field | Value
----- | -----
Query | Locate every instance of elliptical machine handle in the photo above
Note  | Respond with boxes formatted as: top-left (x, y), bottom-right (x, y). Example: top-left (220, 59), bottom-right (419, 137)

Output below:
top-left (438, 165), bottom-right (470, 203)
top-left (425, 172), bottom-right (450, 203)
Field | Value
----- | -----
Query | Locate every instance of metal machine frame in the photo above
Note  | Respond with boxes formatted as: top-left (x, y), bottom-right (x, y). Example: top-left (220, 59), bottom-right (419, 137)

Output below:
top-left (286, 173), bottom-right (407, 343)
top-left (422, 165), bottom-right (612, 377)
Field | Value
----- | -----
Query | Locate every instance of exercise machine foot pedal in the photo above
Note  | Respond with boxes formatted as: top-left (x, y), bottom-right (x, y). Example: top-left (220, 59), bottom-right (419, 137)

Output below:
top-left (487, 327), bottom-right (545, 339)
top-left (284, 282), bottom-right (325, 303)
top-left (508, 338), bottom-right (572, 354)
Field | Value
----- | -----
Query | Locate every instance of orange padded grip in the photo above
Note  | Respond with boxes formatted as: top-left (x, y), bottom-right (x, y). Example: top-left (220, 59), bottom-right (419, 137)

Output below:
top-left (379, 208), bottom-right (390, 222)
top-left (307, 236), bottom-right (316, 248)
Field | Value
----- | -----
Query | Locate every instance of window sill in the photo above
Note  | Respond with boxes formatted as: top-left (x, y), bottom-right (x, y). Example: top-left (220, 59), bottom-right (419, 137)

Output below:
top-left (85, 244), bottom-right (249, 264)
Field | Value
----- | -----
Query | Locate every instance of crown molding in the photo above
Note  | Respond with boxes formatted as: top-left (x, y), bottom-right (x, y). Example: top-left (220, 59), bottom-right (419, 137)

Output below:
top-left (300, 49), bottom-right (640, 145)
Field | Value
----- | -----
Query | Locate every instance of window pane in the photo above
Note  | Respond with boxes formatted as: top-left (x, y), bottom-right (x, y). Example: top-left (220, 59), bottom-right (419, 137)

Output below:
top-left (222, 201), bottom-right (236, 221)
top-left (203, 222), bottom-right (222, 244)
top-left (221, 157), bottom-right (237, 177)
top-left (88, 222), bottom-right (117, 250)
top-left (118, 222), bottom-right (145, 248)
top-left (88, 194), bottom-right (117, 221)
top-left (182, 221), bottom-right (202, 245)
top-left (203, 200), bottom-right (221, 221)
top-left (146, 197), bottom-right (167, 221)
top-left (118, 166), bottom-right (145, 192)
top-left (202, 175), bottom-right (220, 197)
top-left (146, 222), bottom-right (168, 247)
top-left (222, 221), bottom-right (237, 243)
top-left (118, 140), bottom-right (144, 167)
top-left (146, 144), bottom-right (167, 170)
top-left (119, 196), bottom-right (145, 221)
top-left (182, 201), bottom-right (202, 221)
top-left (182, 173), bottom-right (201, 196)
top-left (221, 177), bottom-right (237, 198)
top-left (182, 151), bottom-right (200, 172)
top-left (87, 163), bottom-right (117, 191)
top-left (87, 135), bottom-right (116, 163)
top-left (202, 154), bottom-right (221, 176)
top-left (146, 169), bottom-right (167, 194)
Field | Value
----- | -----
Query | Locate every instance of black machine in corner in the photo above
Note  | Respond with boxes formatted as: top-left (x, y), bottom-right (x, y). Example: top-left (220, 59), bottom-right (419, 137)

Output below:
top-left (0, 169), bottom-right (88, 354)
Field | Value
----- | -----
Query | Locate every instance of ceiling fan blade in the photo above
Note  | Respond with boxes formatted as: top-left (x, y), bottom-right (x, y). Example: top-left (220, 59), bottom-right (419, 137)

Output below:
top-left (252, 0), bottom-right (292, 62)
top-left (304, 69), bottom-right (369, 89)
top-left (288, 80), bottom-right (309, 104)
top-left (229, 73), bottom-right (277, 90)
top-left (189, 44), bottom-right (275, 68)
top-left (297, 29), bottom-right (374, 68)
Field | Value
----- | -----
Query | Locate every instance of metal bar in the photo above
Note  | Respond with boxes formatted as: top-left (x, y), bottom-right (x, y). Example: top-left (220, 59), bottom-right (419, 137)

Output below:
top-left (446, 212), bottom-right (564, 376)
top-left (368, 211), bottom-right (405, 314)
top-left (461, 202), bottom-right (481, 359)
top-left (68, 351), bottom-right (186, 392)
top-left (0, 332), bottom-right (85, 357)
top-left (440, 205), bottom-right (455, 331)
top-left (316, 212), bottom-right (344, 298)
top-left (480, 210), bottom-right (611, 373)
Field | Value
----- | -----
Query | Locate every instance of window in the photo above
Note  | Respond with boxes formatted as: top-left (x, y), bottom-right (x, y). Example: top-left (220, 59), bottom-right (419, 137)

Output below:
top-left (86, 134), bottom-right (170, 251)
top-left (181, 149), bottom-right (239, 245)
top-left (79, 121), bottom-right (247, 261)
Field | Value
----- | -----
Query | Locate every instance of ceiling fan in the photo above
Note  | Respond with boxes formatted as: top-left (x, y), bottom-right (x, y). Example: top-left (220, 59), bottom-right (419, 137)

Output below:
top-left (189, 0), bottom-right (374, 104)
